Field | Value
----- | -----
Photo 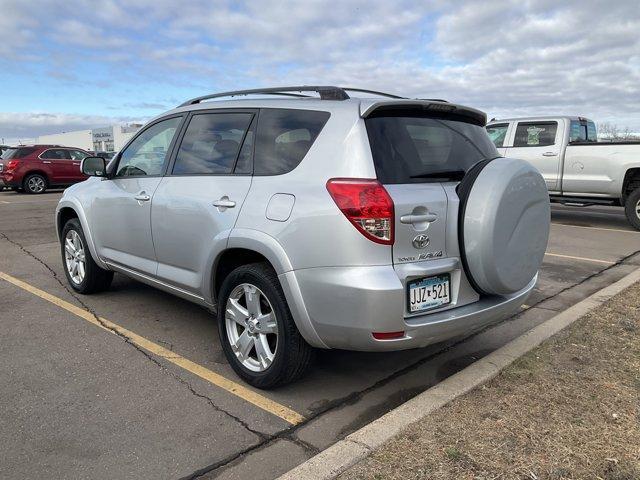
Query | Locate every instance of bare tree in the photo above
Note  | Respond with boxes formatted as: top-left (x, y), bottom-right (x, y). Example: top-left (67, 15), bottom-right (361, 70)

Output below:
top-left (598, 122), bottom-right (619, 140)
top-left (597, 122), bottom-right (640, 141)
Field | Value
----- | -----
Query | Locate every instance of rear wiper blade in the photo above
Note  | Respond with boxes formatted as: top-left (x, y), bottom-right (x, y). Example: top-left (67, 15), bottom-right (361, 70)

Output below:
top-left (409, 156), bottom-right (502, 181)
top-left (410, 169), bottom-right (466, 180)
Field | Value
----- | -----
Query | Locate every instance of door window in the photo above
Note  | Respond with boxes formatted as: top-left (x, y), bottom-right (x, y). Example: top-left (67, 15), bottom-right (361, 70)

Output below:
top-left (513, 122), bottom-right (557, 147)
top-left (41, 149), bottom-right (72, 160)
top-left (69, 150), bottom-right (89, 160)
top-left (172, 113), bottom-right (253, 175)
top-left (486, 123), bottom-right (509, 147)
top-left (115, 117), bottom-right (182, 177)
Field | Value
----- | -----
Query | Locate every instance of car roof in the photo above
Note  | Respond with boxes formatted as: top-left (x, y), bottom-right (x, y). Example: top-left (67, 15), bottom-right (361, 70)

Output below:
top-left (152, 96), bottom-right (486, 126)
top-left (141, 85), bottom-right (487, 125)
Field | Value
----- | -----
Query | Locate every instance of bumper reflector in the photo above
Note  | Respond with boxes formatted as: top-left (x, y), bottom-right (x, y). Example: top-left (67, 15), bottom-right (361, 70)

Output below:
top-left (372, 331), bottom-right (405, 340)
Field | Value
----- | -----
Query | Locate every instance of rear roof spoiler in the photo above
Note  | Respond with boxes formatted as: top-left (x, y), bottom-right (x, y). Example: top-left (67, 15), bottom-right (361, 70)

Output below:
top-left (360, 100), bottom-right (487, 126)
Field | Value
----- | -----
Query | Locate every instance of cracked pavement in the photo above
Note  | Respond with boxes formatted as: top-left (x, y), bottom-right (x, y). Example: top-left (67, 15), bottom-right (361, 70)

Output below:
top-left (1, 190), bottom-right (639, 479)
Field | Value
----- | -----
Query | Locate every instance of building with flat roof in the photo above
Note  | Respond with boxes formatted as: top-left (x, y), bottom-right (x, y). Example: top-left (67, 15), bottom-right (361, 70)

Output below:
top-left (37, 124), bottom-right (143, 152)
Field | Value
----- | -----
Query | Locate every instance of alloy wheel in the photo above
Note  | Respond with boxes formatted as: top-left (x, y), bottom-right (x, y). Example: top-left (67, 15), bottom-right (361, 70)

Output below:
top-left (64, 230), bottom-right (86, 285)
top-left (224, 283), bottom-right (278, 372)
top-left (27, 176), bottom-right (45, 193)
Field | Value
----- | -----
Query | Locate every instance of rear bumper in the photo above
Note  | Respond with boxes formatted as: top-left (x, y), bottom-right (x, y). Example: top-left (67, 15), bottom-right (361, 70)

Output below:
top-left (0, 174), bottom-right (19, 187)
top-left (280, 264), bottom-right (535, 351)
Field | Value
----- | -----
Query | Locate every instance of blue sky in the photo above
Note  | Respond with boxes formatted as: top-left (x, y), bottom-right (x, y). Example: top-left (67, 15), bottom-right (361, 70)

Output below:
top-left (1, 0), bottom-right (639, 144)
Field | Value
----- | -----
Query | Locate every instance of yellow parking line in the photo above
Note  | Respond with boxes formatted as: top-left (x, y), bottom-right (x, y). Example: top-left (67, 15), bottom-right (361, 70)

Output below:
top-left (551, 222), bottom-right (638, 234)
top-left (544, 252), bottom-right (615, 265)
top-left (0, 271), bottom-right (305, 425)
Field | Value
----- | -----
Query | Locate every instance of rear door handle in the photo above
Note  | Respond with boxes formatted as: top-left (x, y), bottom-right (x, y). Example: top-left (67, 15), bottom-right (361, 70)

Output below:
top-left (542, 152), bottom-right (557, 157)
top-left (134, 192), bottom-right (151, 202)
top-left (400, 213), bottom-right (438, 224)
top-left (42, 161), bottom-right (52, 164)
top-left (212, 196), bottom-right (236, 210)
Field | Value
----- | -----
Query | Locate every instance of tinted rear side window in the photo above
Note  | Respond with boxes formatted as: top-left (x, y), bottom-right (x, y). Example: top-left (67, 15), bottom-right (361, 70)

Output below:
top-left (2, 147), bottom-right (37, 159)
top-left (254, 109), bottom-right (330, 175)
top-left (366, 115), bottom-right (498, 184)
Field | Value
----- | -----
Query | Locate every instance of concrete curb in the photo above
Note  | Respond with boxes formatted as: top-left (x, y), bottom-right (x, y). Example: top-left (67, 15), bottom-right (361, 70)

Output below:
top-left (278, 267), bottom-right (640, 480)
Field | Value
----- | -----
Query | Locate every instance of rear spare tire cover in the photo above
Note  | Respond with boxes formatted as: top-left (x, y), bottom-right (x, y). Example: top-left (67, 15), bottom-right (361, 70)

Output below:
top-left (459, 157), bottom-right (550, 295)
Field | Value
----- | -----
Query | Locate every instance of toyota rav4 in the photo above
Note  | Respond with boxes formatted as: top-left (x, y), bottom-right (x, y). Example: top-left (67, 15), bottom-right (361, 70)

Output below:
top-left (55, 86), bottom-right (550, 388)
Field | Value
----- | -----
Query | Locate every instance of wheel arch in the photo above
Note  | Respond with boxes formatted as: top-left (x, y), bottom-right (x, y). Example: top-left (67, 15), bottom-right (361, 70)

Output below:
top-left (210, 229), bottom-right (327, 348)
top-left (55, 200), bottom-right (108, 270)
top-left (622, 167), bottom-right (640, 202)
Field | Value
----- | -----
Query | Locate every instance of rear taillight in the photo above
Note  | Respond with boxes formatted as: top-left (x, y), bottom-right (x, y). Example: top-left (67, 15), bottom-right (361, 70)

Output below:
top-left (6, 160), bottom-right (19, 171)
top-left (326, 178), bottom-right (394, 245)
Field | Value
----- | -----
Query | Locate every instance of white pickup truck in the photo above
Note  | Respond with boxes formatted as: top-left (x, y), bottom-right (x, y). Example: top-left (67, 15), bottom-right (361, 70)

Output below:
top-left (486, 116), bottom-right (640, 230)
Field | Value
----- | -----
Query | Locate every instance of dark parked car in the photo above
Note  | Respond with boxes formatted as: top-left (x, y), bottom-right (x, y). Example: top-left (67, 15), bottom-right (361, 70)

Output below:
top-left (0, 145), bottom-right (91, 193)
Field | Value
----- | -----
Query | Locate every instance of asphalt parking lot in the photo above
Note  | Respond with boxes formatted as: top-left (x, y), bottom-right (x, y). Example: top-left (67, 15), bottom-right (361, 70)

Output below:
top-left (1, 189), bottom-right (639, 480)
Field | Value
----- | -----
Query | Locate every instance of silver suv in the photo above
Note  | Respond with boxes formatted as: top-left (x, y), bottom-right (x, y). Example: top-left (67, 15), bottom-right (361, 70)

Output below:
top-left (56, 86), bottom-right (550, 388)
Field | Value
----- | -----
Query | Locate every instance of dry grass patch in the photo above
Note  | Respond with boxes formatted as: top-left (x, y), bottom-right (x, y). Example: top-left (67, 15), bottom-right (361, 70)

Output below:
top-left (341, 282), bottom-right (640, 480)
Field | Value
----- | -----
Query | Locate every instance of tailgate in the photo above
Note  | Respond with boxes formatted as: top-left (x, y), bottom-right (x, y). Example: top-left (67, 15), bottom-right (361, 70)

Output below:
top-left (385, 183), bottom-right (448, 263)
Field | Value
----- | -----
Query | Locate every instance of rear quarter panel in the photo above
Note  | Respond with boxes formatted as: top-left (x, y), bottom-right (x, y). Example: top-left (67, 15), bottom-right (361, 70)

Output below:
top-left (233, 110), bottom-right (393, 271)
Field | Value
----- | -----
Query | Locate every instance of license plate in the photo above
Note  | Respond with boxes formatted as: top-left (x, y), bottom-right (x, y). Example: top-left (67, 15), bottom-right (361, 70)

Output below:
top-left (407, 274), bottom-right (451, 313)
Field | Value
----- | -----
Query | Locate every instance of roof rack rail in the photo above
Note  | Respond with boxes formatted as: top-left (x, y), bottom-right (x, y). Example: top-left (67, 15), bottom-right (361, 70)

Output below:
top-left (341, 88), bottom-right (406, 99)
top-left (177, 86), bottom-right (409, 107)
top-left (178, 86), bottom-right (350, 107)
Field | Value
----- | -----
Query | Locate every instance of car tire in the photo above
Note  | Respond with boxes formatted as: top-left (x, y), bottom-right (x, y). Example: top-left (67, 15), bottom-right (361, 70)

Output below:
top-left (61, 218), bottom-right (114, 294)
top-left (217, 262), bottom-right (314, 389)
top-left (624, 188), bottom-right (640, 231)
top-left (23, 173), bottom-right (48, 194)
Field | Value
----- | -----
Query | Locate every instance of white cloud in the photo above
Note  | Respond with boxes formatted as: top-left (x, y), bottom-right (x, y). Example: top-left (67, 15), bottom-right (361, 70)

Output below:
top-left (1, 0), bottom-right (640, 136)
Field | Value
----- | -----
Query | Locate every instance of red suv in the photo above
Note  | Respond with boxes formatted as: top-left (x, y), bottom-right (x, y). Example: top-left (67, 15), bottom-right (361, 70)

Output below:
top-left (0, 145), bottom-right (90, 194)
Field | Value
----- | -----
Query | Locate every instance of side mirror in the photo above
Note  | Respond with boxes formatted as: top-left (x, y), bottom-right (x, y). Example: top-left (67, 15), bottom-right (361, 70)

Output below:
top-left (81, 156), bottom-right (107, 177)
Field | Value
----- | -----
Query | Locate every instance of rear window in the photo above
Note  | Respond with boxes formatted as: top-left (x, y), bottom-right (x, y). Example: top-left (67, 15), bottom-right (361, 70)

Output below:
top-left (569, 120), bottom-right (597, 143)
top-left (365, 115), bottom-right (498, 184)
top-left (254, 109), bottom-right (330, 175)
top-left (1, 147), bottom-right (37, 159)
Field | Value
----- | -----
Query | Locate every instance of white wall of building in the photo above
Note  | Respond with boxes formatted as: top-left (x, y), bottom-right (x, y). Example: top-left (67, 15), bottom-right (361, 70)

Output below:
top-left (113, 125), bottom-right (141, 151)
top-left (37, 124), bottom-right (143, 152)
top-left (37, 130), bottom-right (93, 150)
